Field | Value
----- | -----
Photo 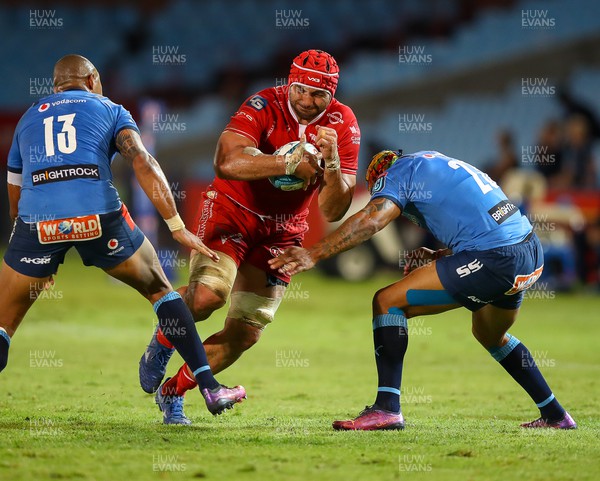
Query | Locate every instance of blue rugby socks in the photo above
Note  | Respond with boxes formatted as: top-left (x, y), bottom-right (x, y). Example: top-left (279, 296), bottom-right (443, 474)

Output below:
top-left (0, 328), bottom-right (10, 372)
top-left (153, 292), bottom-right (219, 390)
top-left (489, 334), bottom-right (565, 421)
top-left (373, 308), bottom-right (408, 413)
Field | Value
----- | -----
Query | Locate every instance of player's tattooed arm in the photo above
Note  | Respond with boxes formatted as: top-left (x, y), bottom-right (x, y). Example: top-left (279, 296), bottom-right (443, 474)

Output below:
top-left (269, 197), bottom-right (401, 275)
top-left (314, 198), bottom-right (400, 260)
top-left (116, 128), bottom-right (177, 221)
top-left (115, 128), bottom-right (147, 162)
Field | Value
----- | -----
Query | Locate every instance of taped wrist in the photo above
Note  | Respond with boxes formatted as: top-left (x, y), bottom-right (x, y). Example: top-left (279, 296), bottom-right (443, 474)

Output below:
top-left (165, 214), bottom-right (185, 232)
top-left (284, 141), bottom-right (306, 175)
top-left (325, 152), bottom-right (340, 171)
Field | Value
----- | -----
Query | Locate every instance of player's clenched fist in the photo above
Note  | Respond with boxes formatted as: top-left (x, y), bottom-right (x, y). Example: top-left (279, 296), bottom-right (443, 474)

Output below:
top-left (403, 247), bottom-right (450, 276)
top-left (316, 125), bottom-right (340, 171)
top-left (291, 134), bottom-right (324, 190)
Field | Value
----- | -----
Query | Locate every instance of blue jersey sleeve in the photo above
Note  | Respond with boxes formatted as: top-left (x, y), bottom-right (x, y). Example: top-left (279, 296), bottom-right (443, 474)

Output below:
top-left (114, 104), bottom-right (139, 137)
top-left (7, 117), bottom-right (24, 174)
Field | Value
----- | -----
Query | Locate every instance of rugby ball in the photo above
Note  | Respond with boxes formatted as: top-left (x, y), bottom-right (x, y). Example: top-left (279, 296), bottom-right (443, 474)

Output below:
top-left (269, 141), bottom-right (319, 191)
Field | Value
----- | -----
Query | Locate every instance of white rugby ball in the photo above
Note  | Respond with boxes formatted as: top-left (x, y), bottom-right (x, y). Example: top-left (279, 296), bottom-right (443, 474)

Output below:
top-left (269, 141), bottom-right (319, 191)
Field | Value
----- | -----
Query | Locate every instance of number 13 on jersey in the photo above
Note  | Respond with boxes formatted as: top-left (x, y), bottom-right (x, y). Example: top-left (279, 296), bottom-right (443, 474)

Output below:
top-left (43, 113), bottom-right (77, 156)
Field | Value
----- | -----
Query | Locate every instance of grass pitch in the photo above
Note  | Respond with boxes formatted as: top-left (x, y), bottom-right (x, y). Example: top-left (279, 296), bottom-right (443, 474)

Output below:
top-left (1, 251), bottom-right (599, 480)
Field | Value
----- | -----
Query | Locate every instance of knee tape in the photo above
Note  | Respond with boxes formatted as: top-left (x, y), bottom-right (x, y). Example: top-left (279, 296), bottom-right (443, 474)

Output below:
top-left (227, 291), bottom-right (283, 330)
top-left (189, 251), bottom-right (237, 300)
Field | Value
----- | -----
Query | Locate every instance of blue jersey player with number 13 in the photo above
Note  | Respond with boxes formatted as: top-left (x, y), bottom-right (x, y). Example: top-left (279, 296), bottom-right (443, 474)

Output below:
top-left (270, 149), bottom-right (576, 431)
top-left (0, 55), bottom-right (246, 418)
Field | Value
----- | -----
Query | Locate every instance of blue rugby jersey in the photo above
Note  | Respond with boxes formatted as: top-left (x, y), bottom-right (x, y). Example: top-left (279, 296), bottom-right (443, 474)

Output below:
top-left (7, 90), bottom-right (139, 222)
top-left (370, 151), bottom-right (532, 252)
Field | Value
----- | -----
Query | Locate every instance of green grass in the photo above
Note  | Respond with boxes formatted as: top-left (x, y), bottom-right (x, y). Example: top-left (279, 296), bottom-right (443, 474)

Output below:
top-left (1, 251), bottom-right (599, 480)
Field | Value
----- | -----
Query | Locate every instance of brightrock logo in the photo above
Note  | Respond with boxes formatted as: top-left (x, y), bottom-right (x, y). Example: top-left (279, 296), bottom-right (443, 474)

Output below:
top-left (488, 199), bottom-right (519, 225)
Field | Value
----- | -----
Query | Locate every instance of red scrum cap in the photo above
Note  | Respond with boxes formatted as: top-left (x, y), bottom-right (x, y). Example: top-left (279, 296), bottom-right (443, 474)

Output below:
top-left (288, 49), bottom-right (339, 98)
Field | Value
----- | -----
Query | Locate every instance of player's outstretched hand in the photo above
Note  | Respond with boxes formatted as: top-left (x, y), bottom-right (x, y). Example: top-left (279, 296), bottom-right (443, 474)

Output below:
top-left (268, 247), bottom-right (315, 276)
top-left (172, 228), bottom-right (220, 262)
top-left (403, 247), bottom-right (450, 276)
top-left (403, 247), bottom-right (436, 277)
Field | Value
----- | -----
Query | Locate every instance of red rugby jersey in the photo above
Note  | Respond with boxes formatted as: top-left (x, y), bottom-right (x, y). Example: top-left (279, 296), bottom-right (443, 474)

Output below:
top-left (214, 85), bottom-right (360, 217)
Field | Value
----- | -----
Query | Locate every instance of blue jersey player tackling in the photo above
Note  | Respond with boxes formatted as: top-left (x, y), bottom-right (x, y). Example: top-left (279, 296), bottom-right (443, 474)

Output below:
top-left (0, 54), bottom-right (246, 421)
top-left (270, 149), bottom-right (576, 431)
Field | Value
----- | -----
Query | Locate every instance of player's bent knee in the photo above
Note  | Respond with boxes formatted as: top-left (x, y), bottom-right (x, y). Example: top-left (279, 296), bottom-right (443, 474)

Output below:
top-left (227, 291), bottom-right (282, 331)
top-left (189, 251), bottom-right (237, 302)
top-left (226, 319), bottom-right (262, 352)
top-left (372, 287), bottom-right (409, 317)
top-left (187, 283), bottom-right (226, 321)
top-left (471, 323), bottom-right (505, 349)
